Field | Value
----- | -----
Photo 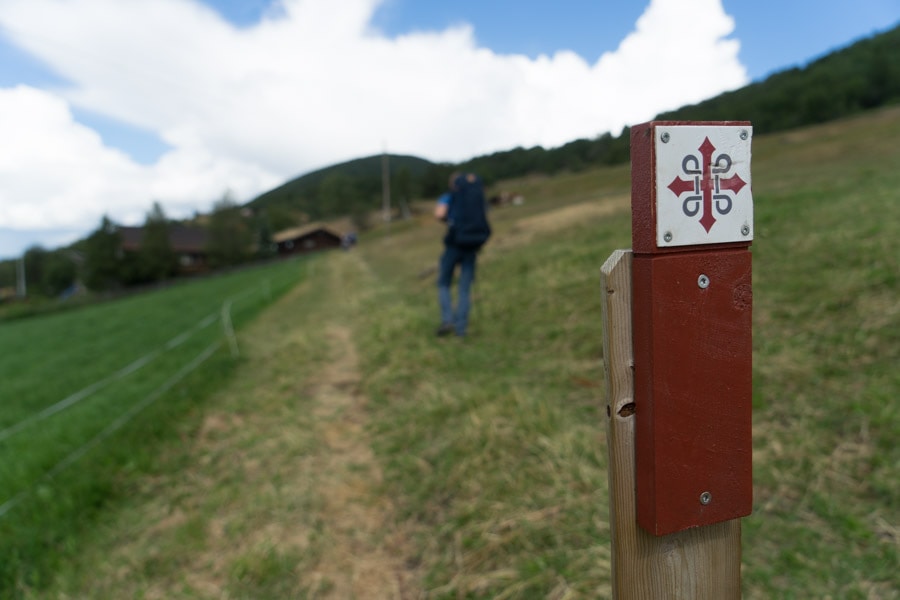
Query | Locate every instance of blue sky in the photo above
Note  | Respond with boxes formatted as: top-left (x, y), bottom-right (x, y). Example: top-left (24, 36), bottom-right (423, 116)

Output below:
top-left (207, 1), bottom-right (898, 81)
top-left (0, 0), bottom-right (897, 259)
top-left (371, 0), bottom-right (898, 81)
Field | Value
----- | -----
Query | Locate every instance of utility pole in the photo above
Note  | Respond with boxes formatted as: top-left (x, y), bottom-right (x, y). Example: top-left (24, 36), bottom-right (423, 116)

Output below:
top-left (382, 150), bottom-right (391, 222)
top-left (16, 254), bottom-right (26, 298)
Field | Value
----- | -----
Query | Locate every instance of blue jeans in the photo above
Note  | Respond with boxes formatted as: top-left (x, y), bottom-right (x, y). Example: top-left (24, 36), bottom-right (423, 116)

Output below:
top-left (437, 244), bottom-right (478, 336)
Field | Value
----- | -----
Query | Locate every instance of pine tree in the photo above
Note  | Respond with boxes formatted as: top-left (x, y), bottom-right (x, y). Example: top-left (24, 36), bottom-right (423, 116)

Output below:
top-left (83, 215), bottom-right (122, 291)
top-left (140, 202), bottom-right (177, 282)
top-left (207, 191), bottom-right (251, 268)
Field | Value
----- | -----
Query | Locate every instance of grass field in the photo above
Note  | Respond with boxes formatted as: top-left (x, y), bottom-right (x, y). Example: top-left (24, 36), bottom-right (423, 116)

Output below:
top-left (3, 106), bottom-right (899, 598)
top-left (0, 258), bottom-right (309, 594)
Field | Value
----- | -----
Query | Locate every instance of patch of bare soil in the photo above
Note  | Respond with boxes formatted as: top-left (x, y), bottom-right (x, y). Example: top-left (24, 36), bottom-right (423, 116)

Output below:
top-left (492, 195), bottom-right (629, 250)
top-left (303, 324), bottom-right (419, 599)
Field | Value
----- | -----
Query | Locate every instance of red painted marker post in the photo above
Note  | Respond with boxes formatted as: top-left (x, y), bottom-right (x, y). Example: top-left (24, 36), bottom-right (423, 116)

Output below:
top-left (601, 120), bottom-right (752, 598)
top-left (632, 121), bottom-right (753, 535)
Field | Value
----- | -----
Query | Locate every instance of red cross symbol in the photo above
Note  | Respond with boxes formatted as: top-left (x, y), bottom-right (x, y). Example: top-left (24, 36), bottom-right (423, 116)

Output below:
top-left (667, 137), bottom-right (747, 233)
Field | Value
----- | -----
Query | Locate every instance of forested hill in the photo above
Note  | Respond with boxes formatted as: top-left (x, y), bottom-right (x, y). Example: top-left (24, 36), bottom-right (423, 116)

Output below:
top-left (655, 22), bottom-right (900, 130)
top-left (461, 23), bottom-right (900, 183)
top-left (248, 23), bottom-right (899, 220)
top-left (248, 154), bottom-right (439, 228)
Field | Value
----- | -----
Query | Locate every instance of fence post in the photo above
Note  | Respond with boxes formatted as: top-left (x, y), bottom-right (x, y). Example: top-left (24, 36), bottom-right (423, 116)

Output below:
top-left (222, 299), bottom-right (240, 358)
top-left (601, 120), bottom-right (754, 598)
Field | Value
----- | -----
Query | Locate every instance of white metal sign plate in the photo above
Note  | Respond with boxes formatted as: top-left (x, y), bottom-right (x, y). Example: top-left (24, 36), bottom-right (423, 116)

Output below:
top-left (655, 125), bottom-right (753, 247)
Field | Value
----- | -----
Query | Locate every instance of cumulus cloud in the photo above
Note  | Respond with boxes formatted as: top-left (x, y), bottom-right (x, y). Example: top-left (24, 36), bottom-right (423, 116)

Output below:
top-left (0, 86), bottom-right (138, 229)
top-left (0, 0), bottom-right (747, 256)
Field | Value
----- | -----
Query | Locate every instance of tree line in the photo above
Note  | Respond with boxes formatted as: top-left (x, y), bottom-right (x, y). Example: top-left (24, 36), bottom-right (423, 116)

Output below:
top-left (461, 24), bottom-right (899, 185)
top-left (655, 23), bottom-right (900, 131)
top-left (0, 195), bottom-right (275, 299)
top-left (250, 154), bottom-right (433, 228)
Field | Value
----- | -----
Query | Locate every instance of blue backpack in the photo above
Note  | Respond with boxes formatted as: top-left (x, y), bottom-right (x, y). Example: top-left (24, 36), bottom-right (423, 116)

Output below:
top-left (445, 173), bottom-right (492, 250)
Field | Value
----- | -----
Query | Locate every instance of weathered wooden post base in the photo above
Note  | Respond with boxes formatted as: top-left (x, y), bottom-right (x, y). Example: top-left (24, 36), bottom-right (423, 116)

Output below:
top-left (601, 249), bottom-right (742, 599)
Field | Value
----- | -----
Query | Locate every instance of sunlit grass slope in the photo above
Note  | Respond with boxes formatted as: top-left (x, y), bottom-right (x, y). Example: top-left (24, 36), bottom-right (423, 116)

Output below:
top-left (353, 106), bottom-right (900, 598)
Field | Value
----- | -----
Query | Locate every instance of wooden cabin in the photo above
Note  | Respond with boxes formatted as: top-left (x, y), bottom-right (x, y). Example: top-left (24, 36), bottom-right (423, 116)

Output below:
top-left (273, 224), bottom-right (343, 256)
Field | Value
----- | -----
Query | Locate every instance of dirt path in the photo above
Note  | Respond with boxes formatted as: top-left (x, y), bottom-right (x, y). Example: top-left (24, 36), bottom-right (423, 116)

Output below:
top-left (44, 256), bottom-right (421, 599)
top-left (303, 323), bottom-right (417, 598)
top-left (207, 255), bottom-right (421, 598)
top-left (280, 254), bottom-right (419, 598)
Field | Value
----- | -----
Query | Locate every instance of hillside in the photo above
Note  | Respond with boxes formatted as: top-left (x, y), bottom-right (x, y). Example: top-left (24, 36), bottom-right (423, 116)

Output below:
top-left (463, 22), bottom-right (900, 182)
top-left (656, 21), bottom-right (900, 131)
top-left (247, 153), bottom-right (442, 228)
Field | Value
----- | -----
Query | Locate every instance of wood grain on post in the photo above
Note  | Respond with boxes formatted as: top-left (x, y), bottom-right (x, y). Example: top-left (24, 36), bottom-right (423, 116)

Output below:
top-left (601, 249), bottom-right (742, 599)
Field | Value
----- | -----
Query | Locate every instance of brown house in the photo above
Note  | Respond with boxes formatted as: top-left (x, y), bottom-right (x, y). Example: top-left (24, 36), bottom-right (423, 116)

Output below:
top-left (118, 224), bottom-right (210, 274)
top-left (273, 224), bottom-right (343, 256)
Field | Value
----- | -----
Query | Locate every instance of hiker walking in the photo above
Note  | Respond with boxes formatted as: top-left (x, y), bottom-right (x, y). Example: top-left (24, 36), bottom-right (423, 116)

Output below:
top-left (434, 172), bottom-right (491, 338)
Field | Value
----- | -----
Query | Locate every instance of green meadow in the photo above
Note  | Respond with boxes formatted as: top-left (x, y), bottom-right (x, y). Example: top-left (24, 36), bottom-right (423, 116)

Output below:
top-left (0, 258), bottom-right (308, 593)
top-left (3, 106), bottom-right (899, 598)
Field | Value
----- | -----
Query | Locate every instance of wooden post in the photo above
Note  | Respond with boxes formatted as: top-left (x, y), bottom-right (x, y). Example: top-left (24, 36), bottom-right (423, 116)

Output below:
top-left (16, 255), bottom-right (26, 298)
top-left (601, 249), bottom-right (742, 599)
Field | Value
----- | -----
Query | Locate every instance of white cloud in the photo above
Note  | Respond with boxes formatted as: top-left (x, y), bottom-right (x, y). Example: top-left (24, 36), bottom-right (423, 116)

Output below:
top-left (0, 85), bottom-right (145, 229)
top-left (0, 0), bottom-right (747, 256)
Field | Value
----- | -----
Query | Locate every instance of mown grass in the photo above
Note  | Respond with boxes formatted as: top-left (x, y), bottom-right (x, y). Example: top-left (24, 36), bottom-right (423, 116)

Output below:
top-left (0, 257), bottom-right (310, 595)
top-left (7, 106), bottom-right (900, 599)
top-left (351, 106), bottom-right (900, 598)
top-left (742, 108), bottom-right (900, 598)
top-left (355, 191), bottom-right (632, 597)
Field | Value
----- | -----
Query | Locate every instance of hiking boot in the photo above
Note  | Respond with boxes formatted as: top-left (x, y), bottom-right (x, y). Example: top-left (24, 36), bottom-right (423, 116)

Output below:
top-left (436, 323), bottom-right (454, 337)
